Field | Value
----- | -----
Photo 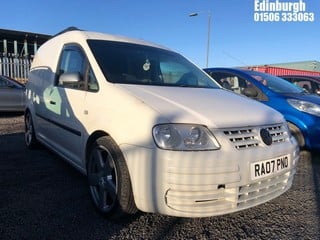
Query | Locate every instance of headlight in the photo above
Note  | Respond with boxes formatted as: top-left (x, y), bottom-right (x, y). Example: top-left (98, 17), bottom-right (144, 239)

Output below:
top-left (152, 124), bottom-right (220, 151)
top-left (287, 99), bottom-right (320, 117)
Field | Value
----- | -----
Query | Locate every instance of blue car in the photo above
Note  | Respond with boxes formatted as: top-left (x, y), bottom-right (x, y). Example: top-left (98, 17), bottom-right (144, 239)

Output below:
top-left (204, 67), bottom-right (320, 151)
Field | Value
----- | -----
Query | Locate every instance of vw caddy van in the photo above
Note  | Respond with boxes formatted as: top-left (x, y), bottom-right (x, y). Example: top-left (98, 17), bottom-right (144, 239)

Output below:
top-left (25, 28), bottom-right (299, 218)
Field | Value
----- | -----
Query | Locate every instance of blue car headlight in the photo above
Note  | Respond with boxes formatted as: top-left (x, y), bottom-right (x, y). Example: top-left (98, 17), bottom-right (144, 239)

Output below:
top-left (287, 99), bottom-right (320, 117)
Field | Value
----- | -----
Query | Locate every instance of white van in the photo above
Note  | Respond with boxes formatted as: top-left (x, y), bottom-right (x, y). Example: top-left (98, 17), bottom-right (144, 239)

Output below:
top-left (25, 28), bottom-right (299, 218)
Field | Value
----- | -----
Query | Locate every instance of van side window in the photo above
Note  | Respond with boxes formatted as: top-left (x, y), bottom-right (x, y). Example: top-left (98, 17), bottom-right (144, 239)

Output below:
top-left (87, 68), bottom-right (99, 91)
top-left (57, 45), bottom-right (98, 92)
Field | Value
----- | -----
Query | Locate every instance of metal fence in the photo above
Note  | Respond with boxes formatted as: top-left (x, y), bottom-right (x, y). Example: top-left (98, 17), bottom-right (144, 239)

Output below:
top-left (0, 56), bottom-right (31, 83)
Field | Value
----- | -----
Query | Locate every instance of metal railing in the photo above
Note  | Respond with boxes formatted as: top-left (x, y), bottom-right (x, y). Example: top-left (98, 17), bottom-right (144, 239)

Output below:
top-left (0, 56), bottom-right (32, 83)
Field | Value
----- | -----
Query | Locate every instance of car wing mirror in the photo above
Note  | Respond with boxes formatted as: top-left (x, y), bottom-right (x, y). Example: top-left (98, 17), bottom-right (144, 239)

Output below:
top-left (243, 87), bottom-right (258, 98)
top-left (59, 72), bottom-right (81, 85)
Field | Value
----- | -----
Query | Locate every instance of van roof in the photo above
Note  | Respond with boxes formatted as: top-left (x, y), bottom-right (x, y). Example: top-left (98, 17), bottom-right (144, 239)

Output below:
top-left (51, 27), bottom-right (170, 51)
top-left (31, 27), bottom-right (172, 71)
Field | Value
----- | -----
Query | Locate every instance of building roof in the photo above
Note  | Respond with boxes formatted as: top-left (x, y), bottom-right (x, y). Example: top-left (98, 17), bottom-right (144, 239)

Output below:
top-left (0, 28), bottom-right (52, 57)
top-left (0, 28), bottom-right (51, 44)
top-left (262, 60), bottom-right (320, 72)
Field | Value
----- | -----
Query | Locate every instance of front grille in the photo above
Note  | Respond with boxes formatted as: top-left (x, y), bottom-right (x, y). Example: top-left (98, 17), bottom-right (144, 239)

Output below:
top-left (267, 125), bottom-right (287, 143)
top-left (223, 123), bottom-right (289, 150)
top-left (223, 128), bottom-right (259, 149)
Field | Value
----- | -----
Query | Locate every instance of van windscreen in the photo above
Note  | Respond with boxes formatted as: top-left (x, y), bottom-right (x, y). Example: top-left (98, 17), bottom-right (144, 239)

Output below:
top-left (87, 40), bottom-right (219, 89)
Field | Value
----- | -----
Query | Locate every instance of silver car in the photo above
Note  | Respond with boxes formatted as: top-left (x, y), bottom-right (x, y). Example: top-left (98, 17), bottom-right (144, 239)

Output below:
top-left (0, 75), bottom-right (25, 112)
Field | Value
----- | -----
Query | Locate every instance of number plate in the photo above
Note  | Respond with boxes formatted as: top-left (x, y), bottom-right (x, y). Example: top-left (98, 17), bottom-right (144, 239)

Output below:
top-left (250, 154), bottom-right (290, 180)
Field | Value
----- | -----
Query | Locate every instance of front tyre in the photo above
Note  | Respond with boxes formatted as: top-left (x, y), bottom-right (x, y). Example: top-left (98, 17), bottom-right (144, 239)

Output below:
top-left (87, 136), bottom-right (137, 218)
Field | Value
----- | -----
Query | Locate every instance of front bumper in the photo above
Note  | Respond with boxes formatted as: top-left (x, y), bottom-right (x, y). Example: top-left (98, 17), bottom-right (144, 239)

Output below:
top-left (121, 135), bottom-right (299, 218)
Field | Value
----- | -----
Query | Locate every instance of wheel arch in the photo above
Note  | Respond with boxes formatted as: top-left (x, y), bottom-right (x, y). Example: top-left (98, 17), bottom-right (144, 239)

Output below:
top-left (85, 130), bottom-right (110, 169)
top-left (85, 132), bottom-right (138, 216)
top-left (287, 121), bottom-right (306, 149)
top-left (85, 131), bottom-right (131, 171)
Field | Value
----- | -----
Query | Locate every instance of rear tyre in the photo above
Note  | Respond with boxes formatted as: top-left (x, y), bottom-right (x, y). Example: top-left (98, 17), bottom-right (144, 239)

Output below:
top-left (87, 136), bottom-right (137, 219)
top-left (25, 111), bottom-right (38, 149)
top-left (287, 122), bottom-right (305, 149)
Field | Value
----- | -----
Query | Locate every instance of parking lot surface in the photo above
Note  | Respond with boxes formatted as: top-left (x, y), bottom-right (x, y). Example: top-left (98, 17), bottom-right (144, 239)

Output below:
top-left (1, 115), bottom-right (320, 239)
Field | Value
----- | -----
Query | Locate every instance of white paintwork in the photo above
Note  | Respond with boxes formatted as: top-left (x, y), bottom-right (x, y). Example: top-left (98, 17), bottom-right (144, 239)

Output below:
top-left (25, 29), bottom-right (299, 217)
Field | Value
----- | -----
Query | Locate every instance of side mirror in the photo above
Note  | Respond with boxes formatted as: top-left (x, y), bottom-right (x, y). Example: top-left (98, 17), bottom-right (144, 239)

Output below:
top-left (243, 87), bottom-right (258, 98)
top-left (58, 72), bottom-right (82, 87)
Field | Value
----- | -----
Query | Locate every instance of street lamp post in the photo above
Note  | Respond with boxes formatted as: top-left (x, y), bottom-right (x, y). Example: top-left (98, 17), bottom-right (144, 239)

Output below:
top-left (189, 11), bottom-right (211, 68)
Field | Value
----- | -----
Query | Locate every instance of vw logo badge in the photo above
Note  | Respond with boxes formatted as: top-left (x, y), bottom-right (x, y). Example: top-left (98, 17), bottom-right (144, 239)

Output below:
top-left (260, 128), bottom-right (272, 146)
